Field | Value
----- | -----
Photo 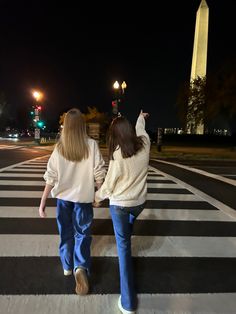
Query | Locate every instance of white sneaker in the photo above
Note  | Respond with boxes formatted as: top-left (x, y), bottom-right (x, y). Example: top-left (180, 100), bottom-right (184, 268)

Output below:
top-left (64, 269), bottom-right (72, 276)
top-left (118, 296), bottom-right (136, 314)
top-left (74, 267), bottom-right (89, 295)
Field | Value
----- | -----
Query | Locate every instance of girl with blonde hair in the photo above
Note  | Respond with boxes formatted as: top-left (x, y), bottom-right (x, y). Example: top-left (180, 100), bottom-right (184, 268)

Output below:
top-left (39, 108), bottom-right (105, 295)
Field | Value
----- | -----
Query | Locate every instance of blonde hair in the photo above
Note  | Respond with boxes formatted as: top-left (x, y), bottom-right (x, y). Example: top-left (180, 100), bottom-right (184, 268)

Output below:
top-left (56, 108), bottom-right (89, 161)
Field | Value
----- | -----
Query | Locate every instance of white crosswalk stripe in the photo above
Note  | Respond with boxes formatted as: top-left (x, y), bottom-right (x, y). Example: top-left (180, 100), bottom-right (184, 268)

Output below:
top-left (0, 155), bottom-right (236, 313)
top-left (1, 234), bottom-right (236, 258)
top-left (0, 144), bottom-right (24, 150)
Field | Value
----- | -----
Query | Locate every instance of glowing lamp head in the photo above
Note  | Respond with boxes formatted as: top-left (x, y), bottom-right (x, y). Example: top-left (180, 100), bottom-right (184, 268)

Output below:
top-left (113, 81), bottom-right (120, 89)
top-left (33, 91), bottom-right (43, 101)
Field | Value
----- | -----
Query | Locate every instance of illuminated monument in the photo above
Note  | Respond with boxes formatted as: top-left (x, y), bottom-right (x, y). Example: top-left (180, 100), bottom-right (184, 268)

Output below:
top-left (187, 0), bottom-right (209, 134)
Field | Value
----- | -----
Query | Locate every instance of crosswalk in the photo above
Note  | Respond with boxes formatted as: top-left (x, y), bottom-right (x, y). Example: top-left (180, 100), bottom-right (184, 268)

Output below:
top-left (0, 156), bottom-right (236, 313)
top-left (0, 144), bottom-right (24, 150)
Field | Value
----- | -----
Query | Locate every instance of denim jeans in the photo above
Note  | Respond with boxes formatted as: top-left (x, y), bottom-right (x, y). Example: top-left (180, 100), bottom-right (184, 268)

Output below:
top-left (56, 199), bottom-right (93, 274)
top-left (110, 203), bottom-right (145, 311)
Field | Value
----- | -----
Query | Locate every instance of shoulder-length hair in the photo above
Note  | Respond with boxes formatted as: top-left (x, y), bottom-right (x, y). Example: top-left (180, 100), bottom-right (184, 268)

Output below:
top-left (107, 116), bottom-right (144, 160)
top-left (56, 108), bottom-right (89, 162)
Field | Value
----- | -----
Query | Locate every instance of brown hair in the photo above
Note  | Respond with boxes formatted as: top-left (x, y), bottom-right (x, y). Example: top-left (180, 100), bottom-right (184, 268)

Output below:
top-left (56, 108), bottom-right (89, 161)
top-left (107, 116), bottom-right (145, 160)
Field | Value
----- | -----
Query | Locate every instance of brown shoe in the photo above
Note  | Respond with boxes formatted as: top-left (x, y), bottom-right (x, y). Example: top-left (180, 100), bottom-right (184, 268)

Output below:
top-left (74, 267), bottom-right (89, 295)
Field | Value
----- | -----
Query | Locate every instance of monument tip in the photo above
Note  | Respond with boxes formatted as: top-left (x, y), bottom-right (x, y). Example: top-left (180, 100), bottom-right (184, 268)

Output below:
top-left (199, 0), bottom-right (208, 9)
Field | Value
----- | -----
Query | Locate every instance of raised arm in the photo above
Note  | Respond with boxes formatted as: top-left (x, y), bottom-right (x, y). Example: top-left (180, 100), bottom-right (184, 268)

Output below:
top-left (135, 110), bottom-right (150, 145)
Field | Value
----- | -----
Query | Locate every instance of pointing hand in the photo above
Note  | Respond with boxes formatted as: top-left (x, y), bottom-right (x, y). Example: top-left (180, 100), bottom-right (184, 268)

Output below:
top-left (140, 109), bottom-right (149, 119)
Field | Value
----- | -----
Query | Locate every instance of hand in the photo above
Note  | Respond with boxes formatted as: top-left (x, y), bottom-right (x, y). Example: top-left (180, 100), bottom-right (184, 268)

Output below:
top-left (39, 200), bottom-right (47, 218)
top-left (140, 109), bottom-right (149, 119)
top-left (95, 182), bottom-right (103, 190)
top-left (93, 201), bottom-right (101, 208)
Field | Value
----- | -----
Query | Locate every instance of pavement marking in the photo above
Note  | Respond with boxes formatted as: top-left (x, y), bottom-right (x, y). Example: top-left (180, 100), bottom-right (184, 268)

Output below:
top-left (1, 293), bottom-right (235, 314)
top-left (152, 158), bottom-right (236, 187)
top-left (0, 157), bottom-right (236, 313)
top-left (26, 161), bottom-right (48, 164)
top-left (0, 154), bottom-right (51, 173)
top-left (14, 165), bottom-right (47, 168)
top-left (1, 234), bottom-right (236, 258)
top-left (0, 173), bottom-right (43, 177)
top-left (149, 165), bottom-right (236, 220)
top-left (147, 183), bottom-right (180, 188)
top-left (0, 145), bottom-right (24, 150)
top-left (147, 175), bottom-right (170, 180)
top-left (3, 168), bottom-right (45, 172)
top-left (0, 190), bottom-right (203, 200)
top-left (221, 174), bottom-right (236, 177)
top-left (1, 206), bottom-right (232, 221)
top-left (0, 181), bottom-right (180, 188)
top-left (147, 193), bottom-right (200, 201)
top-left (0, 180), bottom-right (45, 185)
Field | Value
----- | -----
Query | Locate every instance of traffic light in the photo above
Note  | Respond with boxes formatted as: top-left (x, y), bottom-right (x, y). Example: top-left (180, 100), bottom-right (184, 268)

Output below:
top-left (37, 120), bottom-right (45, 128)
top-left (112, 100), bottom-right (118, 114)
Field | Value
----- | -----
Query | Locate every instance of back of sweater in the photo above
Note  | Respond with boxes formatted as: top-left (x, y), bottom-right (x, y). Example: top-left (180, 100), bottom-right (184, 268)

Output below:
top-left (95, 114), bottom-right (150, 207)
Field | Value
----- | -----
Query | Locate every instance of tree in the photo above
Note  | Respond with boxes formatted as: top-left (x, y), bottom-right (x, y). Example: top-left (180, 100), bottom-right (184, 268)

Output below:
top-left (59, 107), bottom-right (110, 125)
top-left (0, 92), bottom-right (14, 130)
top-left (0, 92), bottom-right (7, 115)
top-left (176, 81), bottom-right (190, 129)
top-left (83, 106), bottom-right (110, 141)
top-left (58, 107), bottom-right (110, 138)
top-left (59, 112), bottom-right (66, 126)
top-left (176, 58), bottom-right (236, 133)
top-left (176, 76), bottom-right (206, 133)
top-left (82, 106), bottom-right (110, 124)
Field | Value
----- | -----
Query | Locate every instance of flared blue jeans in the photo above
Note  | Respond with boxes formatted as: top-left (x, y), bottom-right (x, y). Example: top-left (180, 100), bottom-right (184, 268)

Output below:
top-left (56, 199), bottom-right (93, 274)
top-left (110, 203), bottom-right (145, 311)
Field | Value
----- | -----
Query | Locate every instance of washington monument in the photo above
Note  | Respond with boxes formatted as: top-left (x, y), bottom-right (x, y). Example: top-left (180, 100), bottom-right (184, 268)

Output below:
top-left (187, 0), bottom-right (209, 134)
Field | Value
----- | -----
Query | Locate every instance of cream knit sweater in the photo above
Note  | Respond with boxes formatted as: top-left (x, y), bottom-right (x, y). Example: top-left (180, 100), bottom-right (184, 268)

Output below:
top-left (95, 114), bottom-right (150, 207)
top-left (43, 138), bottom-right (106, 203)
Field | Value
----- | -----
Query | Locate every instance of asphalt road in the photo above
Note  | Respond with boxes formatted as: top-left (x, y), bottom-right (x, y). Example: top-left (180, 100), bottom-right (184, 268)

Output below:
top-left (0, 141), bottom-right (52, 168)
top-left (158, 158), bottom-right (236, 181)
top-left (150, 159), bottom-right (236, 210)
top-left (0, 143), bottom-right (236, 313)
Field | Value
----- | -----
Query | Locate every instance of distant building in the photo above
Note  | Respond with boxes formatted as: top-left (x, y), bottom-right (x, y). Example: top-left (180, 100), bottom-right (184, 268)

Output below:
top-left (87, 123), bottom-right (100, 140)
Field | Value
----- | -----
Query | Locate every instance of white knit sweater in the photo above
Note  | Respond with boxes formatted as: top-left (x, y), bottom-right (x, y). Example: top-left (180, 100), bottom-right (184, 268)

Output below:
top-left (95, 115), bottom-right (150, 207)
top-left (43, 138), bottom-right (106, 203)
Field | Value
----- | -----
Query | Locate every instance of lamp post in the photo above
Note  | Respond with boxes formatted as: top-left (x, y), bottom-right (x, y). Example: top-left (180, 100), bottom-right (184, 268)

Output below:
top-left (32, 90), bottom-right (43, 144)
top-left (112, 80), bottom-right (127, 116)
top-left (157, 127), bottom-right (163, 152)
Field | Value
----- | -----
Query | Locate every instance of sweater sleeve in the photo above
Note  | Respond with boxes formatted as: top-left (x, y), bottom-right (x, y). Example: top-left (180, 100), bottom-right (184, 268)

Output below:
top-left (43, 148), bottom-right (58, 186)
top-left (93, 140), bottom-right (106, 183)
top-left (95, 159), bottom-right (121, 202)
top-left (135, 114), bottom-right (150, 146)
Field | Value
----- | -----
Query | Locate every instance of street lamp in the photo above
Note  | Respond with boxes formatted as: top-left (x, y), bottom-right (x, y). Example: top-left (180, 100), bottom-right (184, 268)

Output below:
top-left (121, 81), bottom-right (127, 94)
top-left (32, 90), bottom-right (43, 144)
top-left (112, 80), bottom-right (127, 116)
top-left (33, 91), bottom-right (43, 102)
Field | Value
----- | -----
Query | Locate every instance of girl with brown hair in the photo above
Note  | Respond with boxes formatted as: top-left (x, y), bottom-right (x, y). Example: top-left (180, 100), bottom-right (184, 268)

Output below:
top-left (95, 110), bottom-right (150, 314)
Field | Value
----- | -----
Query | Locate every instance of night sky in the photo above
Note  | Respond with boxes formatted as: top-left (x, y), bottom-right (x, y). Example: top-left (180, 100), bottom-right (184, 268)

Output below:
top-left (0, 0), bottom-right (236, 131)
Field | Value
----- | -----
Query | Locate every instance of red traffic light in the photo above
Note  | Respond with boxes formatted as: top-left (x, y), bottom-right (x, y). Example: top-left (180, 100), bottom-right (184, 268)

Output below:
top-left (112, 100), bottom-right (117, 107)
top-left (37, 106), bottom-right (42, 110)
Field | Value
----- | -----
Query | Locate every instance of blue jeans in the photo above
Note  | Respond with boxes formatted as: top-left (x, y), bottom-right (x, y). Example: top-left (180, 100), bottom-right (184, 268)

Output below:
top-left (110, 203), bottom-right (145, 311)
top-left (56, 199), bottom-right (93, 274)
